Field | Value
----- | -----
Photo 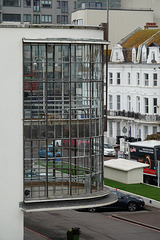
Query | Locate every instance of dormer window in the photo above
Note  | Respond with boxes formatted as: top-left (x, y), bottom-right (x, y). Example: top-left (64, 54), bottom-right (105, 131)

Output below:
top-left (142, 45), bottom-right (147, 62)
top-left (116, 52), bottom-right (119, 60)
top-left (151, 51), bottom-right (156, 63)
top-left (132, 47), bottom-right (136, 63)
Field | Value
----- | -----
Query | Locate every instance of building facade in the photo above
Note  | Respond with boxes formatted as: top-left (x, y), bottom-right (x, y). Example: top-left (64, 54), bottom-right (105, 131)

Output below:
top-left (0, 0), bottom-right (76, 24)
top-left (106, 29), bottom-right (160, 146)
top-left (0, 23), bottom-right (112, 240)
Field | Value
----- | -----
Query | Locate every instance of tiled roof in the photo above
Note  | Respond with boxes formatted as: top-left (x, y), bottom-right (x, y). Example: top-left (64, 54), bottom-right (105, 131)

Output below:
top-left (122, 29), bottom-right (160, 48)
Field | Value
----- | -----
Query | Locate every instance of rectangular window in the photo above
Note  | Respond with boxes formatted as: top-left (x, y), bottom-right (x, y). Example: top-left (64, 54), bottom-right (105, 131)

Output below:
top-left (57, 1), bottom-right (60, 8)
top-left (117, 122), bottom-right (120, 136)
top-left (144, 98), bottom-right (149, 113)
top-left (109, 72), bottom-right (113, 84)
top-left (96, 2), bottom-right (102, 9)
top-left (136, 96), bottom-right (140, 112)
top-left (23, 14), bottom-right (31, 22)
top-left (33, 14), bottom-right (40, 23)
top-left (61, 1), bottom-right (68, 13)
top-left (57, 15), bottom-right (60, 23)
top-left (128, 72), bottom-right (130, 85)
top-left (109, 95), bottom-right (113, 110)
top-left (3, 0), bottom-right (20, 6)
top-left (153, 73), bottom-right (157, 86)
top-left (117, 95), bottom-right (120, 110)
top-left (153, 126), bottom-right (157, 134)
top-left (41, 0), bottom-right (52, 7)
top-left (24, 0), bottom-right (31, 7)
top-left (41, 15), bottom-right (52, 23)
top-left (137, 72), bottom-right (140, 85)
top-left (61, 15), bottom-right (68, 24)
top-left (109, 122), bottom-right (113, 137)
top-left (144, 73), bottom-right (149, 86)
top-left (153, 98), bottom-right (157, 114)
top-left (117, 72), bottom-right (120, 84)
top-left (3, 13), bottom-right (21, 22)
top-left (127, 96), bottom-right (131, 111)
top-left (144, 126), bottom-right (148, 139)
top-left (74, 1), bottom-right (76, 9)
top-left (33, 0), bottom-right (40, 12)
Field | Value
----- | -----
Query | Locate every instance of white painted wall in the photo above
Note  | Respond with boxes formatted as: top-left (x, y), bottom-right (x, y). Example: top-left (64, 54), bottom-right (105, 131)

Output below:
top-left (0, 24), bottom-right (105, 240)
top-left (72, 9), bottom-right (153, 48)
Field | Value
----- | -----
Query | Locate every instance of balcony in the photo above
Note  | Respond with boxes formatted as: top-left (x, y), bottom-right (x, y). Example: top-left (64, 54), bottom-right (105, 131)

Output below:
top-left (107, 110), bottom-right (160, 122)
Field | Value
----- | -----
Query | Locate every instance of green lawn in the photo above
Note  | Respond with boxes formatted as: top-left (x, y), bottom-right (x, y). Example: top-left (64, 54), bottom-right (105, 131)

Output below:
top-left (104, 178), bottom-right (160, 202)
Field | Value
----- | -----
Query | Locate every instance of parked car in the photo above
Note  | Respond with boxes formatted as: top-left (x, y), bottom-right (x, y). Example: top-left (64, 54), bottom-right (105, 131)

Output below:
top-left (87, 189), bottom-right (145, 212)
top-left (39, 144), bottom-right (61, 159)
top-left (24, 169), bottom-right (39, 181)
top-left (104, 143), bottom-right (116, 157)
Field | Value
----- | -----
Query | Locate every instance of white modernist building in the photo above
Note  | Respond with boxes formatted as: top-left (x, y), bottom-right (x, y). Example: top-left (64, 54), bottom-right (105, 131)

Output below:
top-left (106, 28), bottom-right (160, 145)
top-left (0, 23), bottom-right (111, 240)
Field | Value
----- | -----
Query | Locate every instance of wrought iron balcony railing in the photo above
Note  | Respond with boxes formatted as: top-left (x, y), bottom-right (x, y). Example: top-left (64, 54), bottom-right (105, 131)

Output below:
top-left (107, 110), bottom-right (160, 122)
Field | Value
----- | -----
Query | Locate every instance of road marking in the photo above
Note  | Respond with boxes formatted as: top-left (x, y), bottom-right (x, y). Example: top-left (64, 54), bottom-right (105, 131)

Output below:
top-left (25, 226), bottom-right (52, 240)
top-left (109, 216), bottom-right (160, 233)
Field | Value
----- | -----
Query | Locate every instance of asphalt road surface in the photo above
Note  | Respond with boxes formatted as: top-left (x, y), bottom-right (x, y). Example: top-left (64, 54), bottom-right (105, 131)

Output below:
top-left (24, 206), bottom-right (160, 240)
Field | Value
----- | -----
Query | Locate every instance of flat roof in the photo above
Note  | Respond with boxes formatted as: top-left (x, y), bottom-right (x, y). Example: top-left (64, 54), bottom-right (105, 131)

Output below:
top-left (0, 22), bottom-right (103, 31)
top-left (104, 159), bottom-right (149, 171)
top-left (129, 140), bottom-right (160, 148)
top-left (23, 38), bottom-right (109, 45)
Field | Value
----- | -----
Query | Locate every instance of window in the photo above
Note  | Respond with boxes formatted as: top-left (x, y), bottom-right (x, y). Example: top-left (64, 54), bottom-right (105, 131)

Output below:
top-left (109, 122), bottom-right (113, 137)
top-left (33, 0), bottom-right (40, 12)
top-left (41, 15), bottom-right (52, 23)
top-left (144, 73), bottom-right (149, 86)
top-left (57, 15), bottom-right (60, 23)
top-left (136, 96), bottom-right (140, 112)
top-left (57, 1), bottom-right (60, 8)
top-left (33, 14), bottom-right (40, 23)
top-left (23, 14), bottom-right (31, 22)
top-left (117, 72), bottom-right (120, 84)
top-left (74, 1), bottom-right (76, 9)
top-left (117, 122), bottom-right (120, 136)
top-left (96, 2), bottom-right (102, 9)
top-left (153, 126), bottom-right (157, 134)
top-left (117, 95), bottom-right (120, 110)
top-left (109, 95), bottom-right (113, 110)
top-left (144, 126), bottom-right (148, 139)
top-left (127, 96), bottom-right (131, 111)
top-left (153, 73), bottom-right (157, 86)
top-left (132, 47), bottom-right (136, 62)
top-left (137, 72), bottom-right (140, 85)
top-left (24, 0), bottom-right (31, 7)
top-left (3, 13), bottom-right (21, 22)
top-left (144, 98), bottom-right (149, 113)
top-left (116, 52), bottom-right (119, 60)
top-left (42, 0), bottom-right (52, 7)
top-left (3, 0), bottom-right (20, 6)
top-left (153, 98), bottom-right (157, 114)
top-left (128, 72), bottom-right (130, 85)
top-left (61, 15), bottom-right (68, 24)
top-left (61, 1), bottom-right (68, 13)
top-left (109, 72), bottom-right (113, 84)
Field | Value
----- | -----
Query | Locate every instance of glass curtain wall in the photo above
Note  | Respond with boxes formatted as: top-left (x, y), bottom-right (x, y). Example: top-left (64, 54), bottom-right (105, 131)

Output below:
top-left (23, 42), bottom-right (104, 201)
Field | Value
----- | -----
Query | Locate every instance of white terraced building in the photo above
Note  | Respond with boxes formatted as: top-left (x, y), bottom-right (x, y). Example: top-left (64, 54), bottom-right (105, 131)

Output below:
top-left (106, 28), bottom-right (160, 146)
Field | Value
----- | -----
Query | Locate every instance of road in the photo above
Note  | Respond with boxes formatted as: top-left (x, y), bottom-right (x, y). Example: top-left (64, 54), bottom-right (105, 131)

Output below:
top-left (24, 206), bottom-right (160, 240)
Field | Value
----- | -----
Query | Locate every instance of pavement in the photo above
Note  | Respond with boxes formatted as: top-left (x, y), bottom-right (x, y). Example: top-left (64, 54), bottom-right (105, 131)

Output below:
top-left (112, 206), bottom-right (160, 231)
top-left (24, 205), bottom-right (160, 239)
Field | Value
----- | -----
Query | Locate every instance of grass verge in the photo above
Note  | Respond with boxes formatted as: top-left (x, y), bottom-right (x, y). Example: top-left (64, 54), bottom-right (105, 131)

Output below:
top-left (104, 178), bottom-right (160, 202)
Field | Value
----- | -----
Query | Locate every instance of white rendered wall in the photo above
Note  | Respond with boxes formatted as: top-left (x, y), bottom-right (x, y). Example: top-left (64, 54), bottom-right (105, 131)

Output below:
top-left (107, 63), bottom-right (160, 142)
top-left (0, 25), bottom-right (104, 240)
top-left (72, 10), bottom-right (153, 48)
